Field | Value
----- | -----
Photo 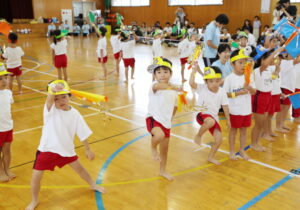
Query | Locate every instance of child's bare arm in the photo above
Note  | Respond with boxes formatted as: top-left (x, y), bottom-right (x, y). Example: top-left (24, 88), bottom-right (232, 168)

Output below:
top-left (294, 55), bottom-right (300, 65)
top-left (222, 105), bottom-right (231, 129)
top-left (92, 23), bottom-right (101, 37)
top-left (152, 83), bottom-right (182, 93)
top-left (172, 106), bottom-right (177, 118)
top-left (82, 139), bottom-right (95, 160)
top-left (51, 49), bottom-right (55, 64)
top-left (189, 64), bottom-right (201, 89)
top-left (46, 94), bottom-right (55, 111)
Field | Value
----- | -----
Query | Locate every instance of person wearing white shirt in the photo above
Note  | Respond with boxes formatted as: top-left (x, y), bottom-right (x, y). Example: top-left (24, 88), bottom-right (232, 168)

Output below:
top-left (50, 30), bottom-right (68, 81)
top-left (292, 62), bottom-right (300, 123)
top-left (72, 23), bottom-right (81, 36)
top-left (163, 22), bottom-right (172, 35)
top-left (82, 21), bottom-right (90, 36)
top-left (220, 28), bottom-right (231, 43)
top-left (146, 57), bottom-right (181, 181)
top-left (47, 22), bottom-right (56, 37)
top-left (1, 33), bottom-right (24, 93)
top-left (152, 30), bottom-right (163, 58)
top-left (276, 54), bottom-right (300, 132)
top-left (224, 49), bottom-right (256, 160)
top-left (189, 64), bottom-right (230, 165)
top-left (94, 25), bottom-right (108, 80)
top-left (244, 28), bottom-right (256, 47)
top-left (0, 64), bottom-right (15, 182)
top-left (178, 34), bottom-right (197, 83)
top-left (25, 80), bottom-right (105, 210)
top-left (263, 63), bottom-right (281, 141)
top-left (253, 16), bottom-right (261, 41)
top-left (251, 47), bottom-right (284, 152)
top-left (120, 32), bottom-right (138, 83)
top-left (110, 27), bottom-right (122, 76)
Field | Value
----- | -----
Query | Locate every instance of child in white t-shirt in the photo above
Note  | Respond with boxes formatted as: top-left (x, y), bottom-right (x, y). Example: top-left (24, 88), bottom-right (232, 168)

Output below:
top-left (1, 33), bottom-right (24, 93)
top-left (0, 63), bottom-right (15, 182)
top-left (50, 30), bottom-right (68, 81)
top-left (251, 47), bottom-right (284, 152)
top-left (224, 49), bottom-right (256, 160)
top-left (94, 25), bottom-right (108, 80)
top-left (189, 64), bottom-right (230, 165)
top-left (152, 30), bottom-right (163, 58)
top-left (25, 80), bottom-right (105, 210)
top-left (292, 62), bottom-right (300, 123)
top-left (146, 57), bottom-right (182, 181)
top-left (120, 32), bottom-right (138, 83)
top-left (110, 27), bottom-right (122, 76)
top-left (276, 54), bottom-right (300, 132)
top-left (178, 33), bottom-right (197, 83)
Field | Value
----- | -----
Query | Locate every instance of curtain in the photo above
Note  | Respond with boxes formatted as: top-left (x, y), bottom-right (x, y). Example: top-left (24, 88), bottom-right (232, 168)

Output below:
top-left (0, 0), bottom-right (13, 23)
top-left (10, 0), bottom-right (34, 19)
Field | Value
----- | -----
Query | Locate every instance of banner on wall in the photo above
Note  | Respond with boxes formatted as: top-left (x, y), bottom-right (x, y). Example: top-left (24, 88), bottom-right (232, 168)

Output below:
top-left (261, 0), bottom-right (271, 13)
top-left (61, 9), bottom-right (73, 32)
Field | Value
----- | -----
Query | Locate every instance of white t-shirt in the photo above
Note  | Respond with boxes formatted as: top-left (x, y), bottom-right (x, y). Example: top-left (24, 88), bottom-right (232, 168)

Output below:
top-left (2, 47), bottom-right (24, 68)
top-left (97, 37), bottom-right (107, 58)
top-left (269, 65), bottom-right (281, 95)
top-left (147, 82), bottom-right (178, 129)
top-left (38, 105), bottom-right (92, 157)
top-left (120, 40), bottom-right (135, 59)
top-left (178, 39), bottom-right (196, 58)
top-left (223, 72), bottom-right (255, 116)
top-left (110, 35), bottom-right (121, 54)
top-left (50, 39), bottom-right (67, 56)
top-left (195, 84), bottom-right (228, 122)
top-left (280, 60), bottom-right (296, 92)
top-left (163, 26), bottom-right (172, 34)
top-left (254, 67), bottom-right (272, 92)
top-left (0, 89), bottom-right (13, 132)
top-left (272, 10), bottom-right (283, 25)
top-left (247, 33), bottom-right (256, 47)
top-left (152, 38), bottom-right (163, 57)
top-left (294, 63), bottom-right (300, 89)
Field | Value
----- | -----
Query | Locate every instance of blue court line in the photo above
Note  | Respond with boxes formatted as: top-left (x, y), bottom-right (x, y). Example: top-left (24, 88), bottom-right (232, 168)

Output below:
top-left (95, 120), bottom-right (250, 210)
top-left (238, 167), bottom-right (300, 210)
top-left (95, 121), bottom-right (192, 210)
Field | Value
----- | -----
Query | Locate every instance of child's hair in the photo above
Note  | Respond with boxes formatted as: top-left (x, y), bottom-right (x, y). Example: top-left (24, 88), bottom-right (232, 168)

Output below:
top-left (231, 34), bottom-right (238, 40)
top-left (8, 32), bottom-right (18, 43)
top-left (251, 48), bottom-right (275, 68)
top-left (53, 30), bottom-right (62, 45)
top-left (166, 22), bottom-right (170, 25)
top-left (111, 27), bottom-right (120, 35)
top-left (120, 32), bottom-right (129, 42)
top-left (218, 43), bottom-right (231, 54)
top-left (254, 15), bottom-right (260, 20)
top-left (215, 14), bottom-right (229, 25)
top-left (99, 27), bottom-right (107, 37)
top-left (154, 57), bottom-right (173, 74)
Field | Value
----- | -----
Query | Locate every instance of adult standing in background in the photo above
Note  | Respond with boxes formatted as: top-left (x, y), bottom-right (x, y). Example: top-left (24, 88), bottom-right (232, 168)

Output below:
top-left (203, 14), bottom-right (229, 67)
top-left (175, 7), bottom-right (186, 27)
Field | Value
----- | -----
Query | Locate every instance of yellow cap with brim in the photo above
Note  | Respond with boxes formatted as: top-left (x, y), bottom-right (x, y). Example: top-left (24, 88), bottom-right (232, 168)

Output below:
top-left (203, 67), bottom-right (222, 79)
top-left (0, 63), bottom-right (11, 76)
top-left (230, 48), bottom-right (251, 63)
top-left (147, 57), bottom-right (172, 73)
top-left (48, 80), bottom-right (70, 95)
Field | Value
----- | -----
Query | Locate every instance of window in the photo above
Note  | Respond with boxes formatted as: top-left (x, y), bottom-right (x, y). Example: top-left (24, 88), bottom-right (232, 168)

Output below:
top-left (112, 0), bottom-right (150, 7)
top-left (168, 0), bottom-right (223, 6)
top-left (291, 0), bottom-right (300, 2)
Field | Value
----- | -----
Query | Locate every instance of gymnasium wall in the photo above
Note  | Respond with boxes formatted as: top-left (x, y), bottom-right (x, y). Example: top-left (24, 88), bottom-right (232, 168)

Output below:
top-left (109, 0), bottom-right (299, 33)
top-left (32, 0), bottom-right (104, 19)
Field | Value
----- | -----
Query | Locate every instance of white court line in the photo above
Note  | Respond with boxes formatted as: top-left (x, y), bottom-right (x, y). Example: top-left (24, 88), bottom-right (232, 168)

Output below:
top-left (22, 67), bottom-right (56, 77)
top-left (19, 84), bottom-right (300, 178)
top-left (12, 105), bottom-right (44, 113)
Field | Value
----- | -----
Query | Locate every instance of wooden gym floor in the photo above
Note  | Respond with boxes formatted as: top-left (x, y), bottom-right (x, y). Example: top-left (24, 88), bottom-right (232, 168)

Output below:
top-left (0, 35), bottom-right (300, 210)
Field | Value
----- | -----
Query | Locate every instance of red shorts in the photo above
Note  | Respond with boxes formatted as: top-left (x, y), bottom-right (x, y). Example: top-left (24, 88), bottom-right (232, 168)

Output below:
top-left (98, 56), bottom-right (108, 63)
top-left (0, 130), bottom-right (13, 147)
top-left (146, 117), bottom-right (170, 138)
top-left (123, 58), bottom-right (135, 68)
top-left (230, 114), bottom-right (252, 128)
top-left (114, 52), bottom-right (120, 60)
top-left (252, 91), bottom-right (272, 114)
top-left (292, 88), bottom-right (300, 118)
top-left (33, 151), bottom-right (78, 171)
top-left (180, 57), bottom-right (188, 65)
top-left (196, 113), bottom-right (221, 135)
top-left (7, 66), bottom-right (22, 76)
top-left (54, 54), bottom-right (67, 68)
top-left (268, 94), bottom-right (281, 115)
top-left (281, 88), bottom-right (293, 105)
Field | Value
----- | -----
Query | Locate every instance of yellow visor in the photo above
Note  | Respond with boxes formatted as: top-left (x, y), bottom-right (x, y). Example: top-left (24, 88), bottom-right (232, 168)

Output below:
top-left (48, 80), bottom-right (70, 95)
top-left (203, 67), bottom-right (222, 79)
top-left (230, 48), bottom-right (250, 63)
